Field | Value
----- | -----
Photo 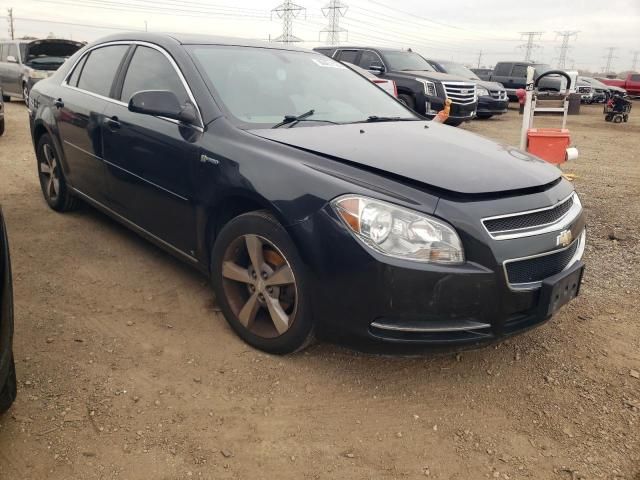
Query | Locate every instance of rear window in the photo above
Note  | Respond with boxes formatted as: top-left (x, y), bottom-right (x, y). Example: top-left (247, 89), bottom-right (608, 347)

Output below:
top-left (76, 45), bottom-right (129, 98)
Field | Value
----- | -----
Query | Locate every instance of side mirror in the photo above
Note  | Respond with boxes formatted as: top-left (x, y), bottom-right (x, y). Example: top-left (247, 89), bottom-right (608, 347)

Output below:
top-left (369, 64), bottom-right (385, 74)
top-left (128, 90), bottom-right (197, 125)
top-left (6, 55), bottom-right (17, 64)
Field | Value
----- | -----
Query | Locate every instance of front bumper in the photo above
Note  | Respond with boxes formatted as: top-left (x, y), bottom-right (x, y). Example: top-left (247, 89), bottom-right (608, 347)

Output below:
top-left (477, 95), bottom-right (509, 115)
top-left (288, 180), bottom-right (585, 352)
top-left (424, 96), bottom-right (477, 122)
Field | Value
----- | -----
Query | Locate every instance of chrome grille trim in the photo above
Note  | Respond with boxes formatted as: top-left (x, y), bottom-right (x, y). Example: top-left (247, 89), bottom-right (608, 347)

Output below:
top-left (503, 229), bottom-right (586, 291)
top-left (442, 81), bottom-right (477, 105)
top-left (490, 90), bottom-right (508, 100)
top-left (482, 193), bottom-right (582, 240)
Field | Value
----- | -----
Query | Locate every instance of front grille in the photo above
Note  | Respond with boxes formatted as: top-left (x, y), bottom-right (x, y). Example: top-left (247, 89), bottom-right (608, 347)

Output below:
top-left (490, 90), bottom-right (507, 100)
top-left (484, 195), bottom-right (574, 233)
top-left (442, 82), bottom-right (477, 105)
top-left (505, 239), bottom-right (579, 285)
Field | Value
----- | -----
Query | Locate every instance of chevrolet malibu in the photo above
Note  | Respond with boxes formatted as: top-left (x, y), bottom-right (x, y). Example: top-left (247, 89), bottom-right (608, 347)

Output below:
top-left (28, 34), bottom-right (586, 354)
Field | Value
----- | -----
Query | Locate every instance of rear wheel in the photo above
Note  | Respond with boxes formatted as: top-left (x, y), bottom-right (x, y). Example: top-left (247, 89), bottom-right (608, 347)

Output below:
top-left (36, 134), bottom-right (78, 212)
top-left (211, 211), bottom-right (314, 354)
top-left (613, 115), bottom-right (623, 123)
top-left (0, 356), bottom-right (17, 414)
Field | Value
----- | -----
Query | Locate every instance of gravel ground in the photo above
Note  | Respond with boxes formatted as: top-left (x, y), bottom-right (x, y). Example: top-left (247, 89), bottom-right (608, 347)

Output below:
top-left (0, 101), bottom-right (638, 480)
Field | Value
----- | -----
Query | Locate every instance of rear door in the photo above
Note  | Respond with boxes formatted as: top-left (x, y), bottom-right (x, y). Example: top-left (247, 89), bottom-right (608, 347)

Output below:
top-left (509, 64), bottom-right (529, 90)
top-left (490, 63), bottom-right (515, 89)
top-left (57, 44), bottom-right (130, 203)
top-left (102, 44), bottom-right (200, 255)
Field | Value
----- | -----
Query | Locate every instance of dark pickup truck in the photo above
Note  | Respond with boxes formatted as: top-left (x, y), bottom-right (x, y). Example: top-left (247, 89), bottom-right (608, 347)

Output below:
top-left (314, 47), bottom-right (478, 126)
top-left (478, 61), bottom-right (591, 100)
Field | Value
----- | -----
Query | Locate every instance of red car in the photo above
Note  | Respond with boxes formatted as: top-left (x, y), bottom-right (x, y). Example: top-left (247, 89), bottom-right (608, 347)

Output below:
top-left (597, 74), bottom-right (640, 97)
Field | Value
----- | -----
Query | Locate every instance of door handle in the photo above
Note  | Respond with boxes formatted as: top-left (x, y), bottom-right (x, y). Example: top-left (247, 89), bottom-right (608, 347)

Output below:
top-left (54, 98), bottom-right (64, 109)
top-left (104, 116), bottom-right (121, 130)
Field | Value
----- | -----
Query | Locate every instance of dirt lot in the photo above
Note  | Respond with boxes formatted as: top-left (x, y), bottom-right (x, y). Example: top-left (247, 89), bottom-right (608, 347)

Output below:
top-left (0, 101), bottom-right (638, 480)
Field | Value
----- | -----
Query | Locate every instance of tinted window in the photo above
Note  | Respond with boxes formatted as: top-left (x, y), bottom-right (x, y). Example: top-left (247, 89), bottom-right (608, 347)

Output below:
top-left (359, 51), bottom-right (382, 70)
top-left (6, 44), bottom-right (18, 62)
top-left (631, 74), bottom-right (640, 82)
top-left (337, 50), bottom-right (359, 64)
top-left (511, 64), bottom-right (528, 77)
top-left (381, 51), bottom-right (435, 72)
top-left (493, 63), bottom-right (511, 76)
top-left (77, 45), bottom-right (128, 97)
top-left (120, 46), bottom-right (187, 103)
top-left (66, 55), bottom-right (87, 87)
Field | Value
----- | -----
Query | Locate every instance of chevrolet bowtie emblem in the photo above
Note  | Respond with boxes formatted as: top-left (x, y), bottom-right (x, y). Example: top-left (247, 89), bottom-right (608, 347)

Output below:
top-left (556, 229), bottom-right (573, 247)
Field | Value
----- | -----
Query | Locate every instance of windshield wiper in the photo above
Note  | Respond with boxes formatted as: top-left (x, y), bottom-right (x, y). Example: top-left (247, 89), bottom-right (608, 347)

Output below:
top-left (363, 116), bottom-right (419, 123)
top-left (272, 109), bottom-right (316, 128)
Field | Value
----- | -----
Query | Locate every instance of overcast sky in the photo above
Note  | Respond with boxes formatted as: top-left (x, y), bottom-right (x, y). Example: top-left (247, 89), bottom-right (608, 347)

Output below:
top-left (1, 0), bottom-right (638, 72)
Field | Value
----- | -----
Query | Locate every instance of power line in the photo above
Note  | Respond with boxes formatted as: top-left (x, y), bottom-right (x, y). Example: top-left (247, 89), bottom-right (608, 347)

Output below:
top-left (602, 47), bottom-right (617, 73)
top-left (519, 31), bottom-right (543, 62)
top-left (555, 30), bottom-right (578, 69)
top-left (271, 0), bottom-right (306, 43)
top-left (320, 0), bottom-right (347, 45)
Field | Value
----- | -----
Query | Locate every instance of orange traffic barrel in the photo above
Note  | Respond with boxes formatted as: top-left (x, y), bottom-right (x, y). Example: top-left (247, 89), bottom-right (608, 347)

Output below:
top-left (527, 128), bottom-right (571, 164)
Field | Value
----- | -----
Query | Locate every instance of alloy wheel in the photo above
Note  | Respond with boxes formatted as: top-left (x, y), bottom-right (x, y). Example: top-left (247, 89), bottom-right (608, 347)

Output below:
top-left (39, 143), bottom-right (61, 203)
top-left (221, 234), bottom-right (298, 339)
top-left (23, 84), bottom-right (29, 107)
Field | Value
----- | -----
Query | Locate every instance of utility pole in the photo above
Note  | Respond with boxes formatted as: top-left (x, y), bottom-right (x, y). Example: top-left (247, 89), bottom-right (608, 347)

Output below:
top-left (602, 47), bottom-right (617, 74)
top-left (631, 50), bottom-right (640, 72)
top-left (519, 31), bottom-right (543, 62)
top-left (555, 30), bottom-right (578, 69)
top-left (271, 0), bottom-right (305, 44)
top-left (320, 0), bottom-right (347, 45)
top-left (476, 49), bottom-right (483, 68)
top-left (7, 8), bottom-right (15, 40)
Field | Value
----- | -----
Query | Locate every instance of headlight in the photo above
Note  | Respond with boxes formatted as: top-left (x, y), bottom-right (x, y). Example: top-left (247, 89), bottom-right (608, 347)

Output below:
top-left (332, 195), bottom-right (465, 264)
top-left (30, 70), bottom-right (49, 79)
top-left (476, 86), bottom-right (489, 97)
top-left (416, 78), bottom-right (437, 97)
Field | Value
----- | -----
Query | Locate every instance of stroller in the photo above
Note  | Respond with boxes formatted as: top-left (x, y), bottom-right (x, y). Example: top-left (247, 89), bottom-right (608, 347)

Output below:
top-left (604, 92), bottom-right (632, 123)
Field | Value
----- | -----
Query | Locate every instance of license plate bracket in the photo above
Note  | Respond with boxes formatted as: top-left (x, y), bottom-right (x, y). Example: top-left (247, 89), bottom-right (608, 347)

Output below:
top-left (539, 261), bottom-right (585, 317)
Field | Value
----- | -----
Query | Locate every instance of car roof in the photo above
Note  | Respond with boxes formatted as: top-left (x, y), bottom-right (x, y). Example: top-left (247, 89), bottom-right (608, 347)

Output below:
top-left (327, 46), bottom-right (408, 53)
top-left (87, 32), bottom-right (310, 52)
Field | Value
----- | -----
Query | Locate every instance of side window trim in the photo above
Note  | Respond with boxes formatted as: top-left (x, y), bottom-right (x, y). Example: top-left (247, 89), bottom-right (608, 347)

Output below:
top-left (62, 40), bottom-right (204, 128)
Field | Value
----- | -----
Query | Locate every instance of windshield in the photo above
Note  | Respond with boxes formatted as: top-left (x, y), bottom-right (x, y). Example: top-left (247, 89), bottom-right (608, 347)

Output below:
top-left (532, 63), bottom-right (553, 75)
top-left (382, 51), bottom-right (435, 72)
top-left (189, 46), bottom-right (415, 127)
top-left (24, 41), bottom-right (83, 68)
top-left (438, 61), bottom-right (479, 80)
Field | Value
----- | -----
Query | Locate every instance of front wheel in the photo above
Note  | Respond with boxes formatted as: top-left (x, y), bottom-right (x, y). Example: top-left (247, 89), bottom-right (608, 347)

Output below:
top-left (22, 83), bottom-right (29, 107)
top-left (36, 134), bottom-right (78, 211)
top-left (398, 93), bottom-right (416, 111)
top-left (211, 211), bottom-right (314, 354)
top-left (0, 118), bottom-right (4, 137)
top-left (0, 356), bottom-right (17, 414)
top-left (446, 119), bottom-right (464, 127)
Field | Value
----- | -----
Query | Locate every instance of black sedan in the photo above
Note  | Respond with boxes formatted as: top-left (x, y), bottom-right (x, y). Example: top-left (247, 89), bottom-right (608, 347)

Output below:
top-left (29, 34), bottom-right (586, 354)
top-left (0, 206), bottom-right (16, 413)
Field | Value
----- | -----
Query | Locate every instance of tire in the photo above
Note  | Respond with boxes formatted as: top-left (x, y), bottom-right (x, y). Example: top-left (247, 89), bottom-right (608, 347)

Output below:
top-left (1, 95), bottom-right (9, 102)
top-left (398, 93), bottom-right (416, 111)
top-left (211, 211), bottom-right (314, 354)
top-left (613, 115), bottom-right (623, 123)
top-left (36, 134), bottom-right (78, 212)
top-left (0, 118), bottom-right (4, 137)
top-left (476, 113), bottom-right (494, 119)
top-left (605, 114), bottom-right (612, 122)
top-left (0, 356), bottom-right (17, 414)
top-left (22, 83), bottom-right (29, 107)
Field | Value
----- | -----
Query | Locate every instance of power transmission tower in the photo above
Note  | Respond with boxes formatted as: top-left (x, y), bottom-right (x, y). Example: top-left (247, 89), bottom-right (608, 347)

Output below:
top-left (555, 30), bottom-right (578, 69)
top-left (519, 31), bottom-right (543, 62)
top-left (602, 47), bottom-right (618, 73)
top-left (7, 8), bottom-right (15, 40)
top-left (320, 0), bottom-right (347, 45)
top-left (271, 0), bottom-right (305, 44)
top-left (476, 49), bottom-right (483, 68)
top-left (631, 50), bottom-right (640, 71)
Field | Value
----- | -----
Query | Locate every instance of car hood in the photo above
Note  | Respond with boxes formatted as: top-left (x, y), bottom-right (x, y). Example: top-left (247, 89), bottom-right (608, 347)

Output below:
top-left (475, 79), bottom-right (505, 91)
top-left (395, 71), bottom-right (474, 83)
top-left (249, 122), bottom-right (561, 195)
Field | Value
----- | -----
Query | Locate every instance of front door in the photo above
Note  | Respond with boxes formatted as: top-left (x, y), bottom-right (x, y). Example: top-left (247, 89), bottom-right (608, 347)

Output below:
top-left (56, 44), bottom-right (130, 203)
top-left (102, 45), bottom-right (200, 256)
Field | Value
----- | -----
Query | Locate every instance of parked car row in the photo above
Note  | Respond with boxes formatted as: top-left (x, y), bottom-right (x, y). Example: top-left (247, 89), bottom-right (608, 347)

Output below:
top-left (25, 33), bottom-right (586, 356)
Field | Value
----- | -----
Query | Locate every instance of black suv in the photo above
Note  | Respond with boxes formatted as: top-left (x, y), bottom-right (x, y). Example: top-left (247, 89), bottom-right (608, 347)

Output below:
top-left (314, 47), bottom-right (478, 126)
